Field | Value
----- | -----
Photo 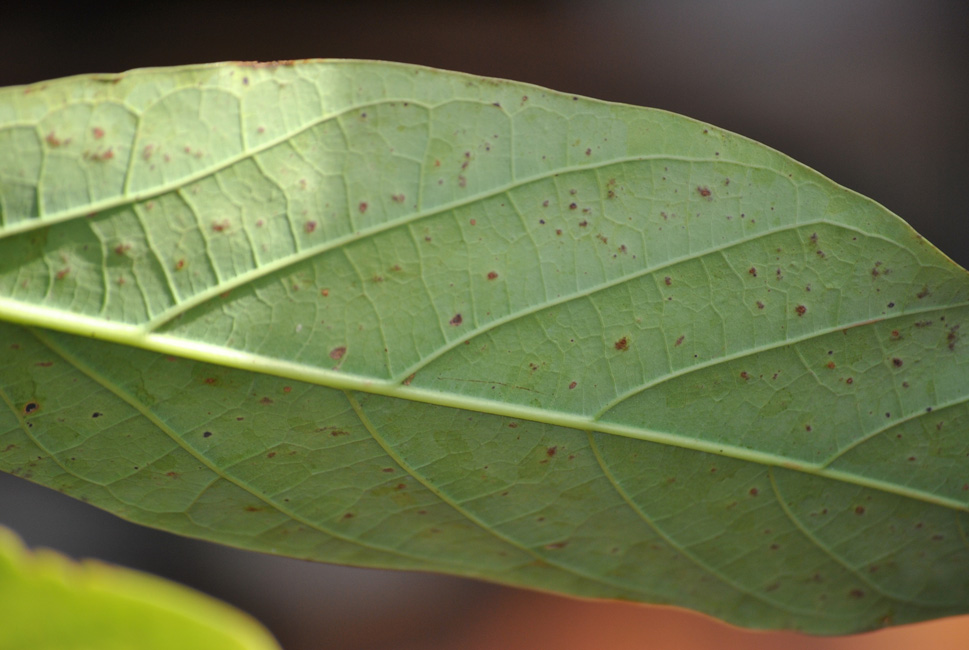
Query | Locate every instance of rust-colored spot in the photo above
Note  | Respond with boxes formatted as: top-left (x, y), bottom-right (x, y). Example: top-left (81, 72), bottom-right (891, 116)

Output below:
top-left (212, 219), bottom-right (230, 232)
top-left (795, 305), bottom-right (807, 317)
top-left (35, 361), bottom-right (53, 367)
top-left (614, 337), bottom-right (629, 351)
top-left (568, 381), bottom-right (577, 389)
top-left (46, 132), bottom-right (62, 147)
top-left (204, 377), bottom-right (218, 385)
top-left (546, 446), bottom-right (557, 457)
top-left (266, 451), bottom-right (277, 458)
top-left (675, 335), bottom-right (685, 347)
top-left (664, 276), bottom-right (672, 286)
top-left (114, 243), bottom-right (131, 255)
top-left (917, 286), bottom-right (930, 299)
top-left (244, 505), bottom-right (263, 512)
top-left (740, 371), bottom-right (750, 381)
top-left (283, 386), bottom-right (292, 393)
top-left (55, 268), bottom-right (70, 280)
top-left (331, 430), bottom-right (349, 437)
top-left (545, 541), bottom-right (568, 550)
top-left (402, 373), bottom-right (416, 386)
top-left (846, 377), bottom-right (854, 384)
top-left (749, 487), bottom-right (759, 496)
top-left (449, 313), bottom-right (463, 326)
top-left (359, 202), bottom-right (368, 213)
top-left (92, 127), bottom-right (105, 140)
top-left (304, 220), bottom-right (317, 233)
top-left (330, 346), bottom-right (346, 360)
top-left (487, 271), bottom-right (499, 280)
top-left (826, 361), bottom-right (836, 369)
top-left (320, 288), bottom-right (330, 297)
top-left (849, 589), bottom-right (865, 599)
top-left (697, 186), bottom-right (711, 198)
top-left (382, 467), bottom-right (395, 473)
top-left (508, 422), bottom-right (518, 429)
top-left (342, 513), bottom-right (354, 520)
top-left (569, 202), bottom-right (578, 210)
top-left (855, 506), bottom-right (865, 515)
top-left (578, 220), bottom-right (588, 227)
top-left (892, 358), bottom-right (903, 368)
top-left (748, 267), bottom-right (757, 277)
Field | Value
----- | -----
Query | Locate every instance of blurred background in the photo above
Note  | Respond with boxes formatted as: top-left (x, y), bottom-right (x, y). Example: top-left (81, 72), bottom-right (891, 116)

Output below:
top-left (1, 1), bottom-right (968, 648)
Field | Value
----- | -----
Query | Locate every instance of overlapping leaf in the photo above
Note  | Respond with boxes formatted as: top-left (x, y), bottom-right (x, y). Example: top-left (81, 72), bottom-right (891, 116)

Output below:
top-left (1, 61), bottom-right (967, 633)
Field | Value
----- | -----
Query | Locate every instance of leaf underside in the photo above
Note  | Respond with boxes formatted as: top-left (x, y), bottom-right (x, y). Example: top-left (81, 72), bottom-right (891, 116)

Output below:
top-left (1, 60), bottom-right (967, 634)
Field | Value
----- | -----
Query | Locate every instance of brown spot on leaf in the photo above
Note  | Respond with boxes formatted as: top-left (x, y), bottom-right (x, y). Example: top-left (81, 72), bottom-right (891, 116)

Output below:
top-left (546, 446), bottom-right (557, 457)
top-left (697, 186), bottom-right (711, 198)
top-left (795, 305), bottom-right (807, 317)
top-left (23, 402), bottom-right (39, 415)
top-left (487, 271), bottom-right (499, 280)
top-left (675, 335), bottom-right (685, 347)
top-left (450, 313), bottom-right (463, 326)
top-left (304, 221), bottom-right (317, 233)
top-left (92, 127), bottom-right (105, 140)
top-left (568, 381), bottom-right (577, 389)
top-left (749, 487), bottom-right (759, 496)
top-left (329, 346), bottom-right (347, 360)
top-left (544, 541), bottom-right (568, 550)
top-left (614, 337), bottom-right (629, 351)
top-left (855, 506), bottom-right (865, 515)
top-left (892, 358), bottom-right (903, 368)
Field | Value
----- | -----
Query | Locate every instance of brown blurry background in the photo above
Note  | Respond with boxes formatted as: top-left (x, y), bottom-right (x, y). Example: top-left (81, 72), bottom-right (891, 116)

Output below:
top-left (1, 1), bottom-right (968, 648)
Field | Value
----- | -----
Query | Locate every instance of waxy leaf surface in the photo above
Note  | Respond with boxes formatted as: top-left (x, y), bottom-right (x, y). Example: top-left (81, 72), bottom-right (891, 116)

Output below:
top-left (1, 61), bottom-right (968, 634)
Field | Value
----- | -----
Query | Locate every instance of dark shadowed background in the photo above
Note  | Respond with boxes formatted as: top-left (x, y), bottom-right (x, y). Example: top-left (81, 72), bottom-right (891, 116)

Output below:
top-left (2, 2), bottom-right (968, 648)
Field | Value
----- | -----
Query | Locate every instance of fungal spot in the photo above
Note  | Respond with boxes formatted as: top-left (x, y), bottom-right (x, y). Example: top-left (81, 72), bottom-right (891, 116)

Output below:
top-left (614, 337), bottom-right (629, 351)
top-left (391, 193), bottom-right (405, 203)
top-left (403, 373), bottom-right (416, 386)
top-left (449, 313), bottom-right (463, 326)
top-left (697, 186), bottom-right (711, 198)
top-left (947, 325), bottom-right (960, 350)
top-left (547, 446), bottom-right (557, 457)
top-left (342, 513), bottom-right (354, 520)
top-left (92, 127), bottom-right (105, 140)
top-left (212, 219), bottom-right (230, 232)
top-left (91, 412), bottom-right (102, 418)
top-left (23, 402), bottom-right (39, 415)
top-left (664, 276), bottom-right (672, 286)
top-left (748, 267), bottom-right (757, 277)
top-left (304, 220), bottom-right (317, 234)
top-left (259, 397), bottom-right (273, 405)
top-left (544, 542), bottom-right (568, 550)
top-left (329, 346), bottom-right (347, 360)
top-left (855, 506), bottom-right (865, 515)
top-left (795, 305), bottom-right (807, 317)
top-left (826, 361), bottom-right (836, 369)
top-left (266, 451), bottom-right (277, 458)
top-left (756, 301), bottom-right (765, 309)
top-left (569, 202), bottom-right (578, 210)
top-left (330, 430), bottom-right (349, 437)
top-left (675, 335), bottom-right (685, 347)
top-left (892, 358), bottom-right (903, 368)
top-left (46, 132), bottom-right (62, 147)
top-left (359, 202), bottom-right (368, 213)
top-left (469, 219), bottom-right (476, 226)
top-left (849, 589), bottom-right (865, 599)
top-left (846, 377), bottom-right (854, 384)
top-left (382, 468), bottom-right (394, 473)
top-left (568, 381), bottom-right (577, 389)
top-left (204, 377), bottom-right (218, 385)
top-left (203, 431), bottom-right (212, 438)
top-left (487, 271), bottom-right (499, 280)
top-left (55, 268), bottom-right (70, 280)
top-left (749, 488), bottom-right (759, 496)
top-left (917, 286), bottom-right (931, 299)
top-left (740, 371), bottom-right (750, 381)
top-left (320, 288), bottom-right (330, 297)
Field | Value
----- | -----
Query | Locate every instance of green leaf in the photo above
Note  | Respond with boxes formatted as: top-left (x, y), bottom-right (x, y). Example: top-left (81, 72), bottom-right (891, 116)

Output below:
top-left (0, 526), bottom-right (281, 649)
top-left (1, 60), bottom-right (967, 634)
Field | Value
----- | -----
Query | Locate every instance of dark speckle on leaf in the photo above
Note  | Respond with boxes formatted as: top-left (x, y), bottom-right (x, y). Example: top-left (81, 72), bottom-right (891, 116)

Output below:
top-left (450, 313), bottom-right (463, 326)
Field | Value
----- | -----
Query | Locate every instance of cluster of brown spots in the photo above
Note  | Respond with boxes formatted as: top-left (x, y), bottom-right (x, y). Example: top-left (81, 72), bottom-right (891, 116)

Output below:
top-left (697, 186), bottom-right (711, 198)
top-left (748, 267), bottom-right (757, 277)
top-left (391, 193), bottom-right (405, 203)
top-left (329, 346), bottom-right (347, 360)
top-left (664, 276), bottom-right (672, 286)
top-left (450, 314), bottom-right (463, 326)
top-left (614, 337), bottom-right (629, 351)
top-left (948, 325), bottom-right (960, 350)
top-left (740, 371), bottom-right (750, 381)
top-left (259, 397), bottom-right (273, 405)
top-left (892, 358), bottom-right (903, 368)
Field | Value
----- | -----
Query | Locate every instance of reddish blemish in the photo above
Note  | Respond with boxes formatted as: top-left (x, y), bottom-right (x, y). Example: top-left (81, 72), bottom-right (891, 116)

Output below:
top-left (568, 381), bottom-right (577, 389)
top-left (569, 203), bottom-right (577, 210)
top-left (508, 422), bottom-right (518, 429)
top-left (664, 276), bottom-right (672, 286)
top-left (46, 132), bottom-right (62, 147)
top-left (826, 361), bottom-right (836, 369)
top-left (740, 371), bottom-right (750, 380)
top-left (329, 346), bottom-right (347, 360)
top-left (675, 335), bottom-right (685, 347)
top-left (614, 337), bottom-right (629, 351)
top-left (382, 468), bottom-right (394, 473)
top-left (321, 288), bottom-right (330, 297)
top-left (342, 513), bottom-right (354, 520)
top-left (259, 397), bottom-right (273, 405)
top-left (212, 219), bottom-right (230, 232)
top-left (849, 589), bottom-right (865, 599)
top-left (283, 386), bottom-right (292, 393)
top-left (578, 220), bottom-right (588, 227)
top-left (748, 267), bottom-right (757, 277)
top-left (23, 402), bottom-right (39, 415)
top-left (55, 268), bottom-right (70, 280)
top-left (204, 377), bottom-right (217, 385)
top-left (585, 148), bottom-right (592, 156)
top-left (359, 202), bottom-right (368, 214)
top-left (449, 313), bottom-right (463, 326)
top-left (846, 377), bottom-right (854, 384)
top-left (546, 446), bottom-right (557, 457)
top-left (545, 542), bottom-right (568, 550)
top-left (92, 127), bottom-right (105, 140)
top-left (697, 186), bottom-right (711, 198)
top-left (175, 259), bottom-right (186, 271)
top-left (855, 506), bottom-right (865, 515)
top-left (487, 271), bottom-right (499, 280)
top-left (892, 358), bottom-right (903, 367)
top-left (403, 373), bottom-right (416, 386)
top-left (267, 452), bottom-right (277, 458)
top-left (749, 487), bottom-right (759, 496)
top-left (756, 301), bottom-right (765, 309)
top-left (795, 305), bottom-right (807, 317)
top-left (469, 219), bottom-right (476, 226)
top-left (331, 430), bottom-right (349, 437)
top-left (114, 243), bottom-right (131, 255)
top-left (304, 221), bottom-right (317, 233)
